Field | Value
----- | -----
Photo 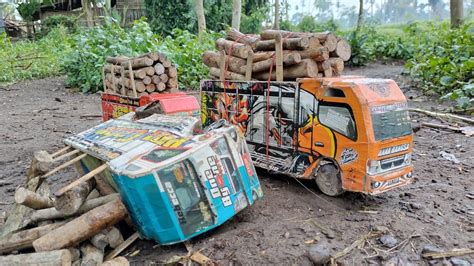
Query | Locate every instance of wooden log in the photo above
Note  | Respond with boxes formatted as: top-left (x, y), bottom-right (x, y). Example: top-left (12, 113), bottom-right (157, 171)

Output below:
top-left (86, 189), bottom-right (100, 201)
top-left (0, 249), bottom-right (72, 265)
top-left (252, 52), bottom-right (275, 62)
top-left (104, 232), bottom-right (139, 261)
top-left (101, 256), bottom-right (129, 266)
top-left (260, 30), bottom-right (337, 52)
top-left (105, 227), bottom-right (124, 249)
top-left (251, 51), bottom-right (301, 73)
top-left (255, 37), bottom-right (309, 51)
top-left (151, 75), bottom-right (161, 85)
top-left (14, 187), bottom-right (53, 209)
top-left (329, 57), bottom-right (344, 75)
top-left (28, 194), bottom-right (120, 225)
top-left (91, 231), bottom-right (108, 251)
top-left (54, 179), bottom-right (95, 215)
top-left (156, 82), bottom-right (166, 92)
top-left (145, 84), bottom-right (156, 93)
top-left (158, 53), bottom-right (172, 68)
top-left (0, 222), bottom-right (65, 254)
top-left (330, 39), bottom-right (351, 61)
top-left (317, 60), bottom-right (331, 71)
top-left (121, 57), bottom-right (154, 69)
top-left (142, 76), bottom-right (152, 85)
top-left (94, 176), bottom-right (115, 196)
top-left (69, 248), bottom-right (80, 261)
top-left (154, 63), bottom-right (165, 75)
top-left (295, 47), bottom-right (329, 61)
top-left (226, 28), bottom-right (260, 47)
top-left (202, 50), bottom-right (247, 74)
top-left (253, 59), bottom-right (319, 80)
top-left (138, 92), bottom-right (148, 97)
top-left (215, 38), bottom-right (252, 59)
top-left (323, 68), bottom-right (333, 77)
top-left (123, 68), bottom-right (147, 79)
top-left (122, 77), bottom-right (146, 93)
top-left (166, 66), bottom-right (178, 78)
top-left (159, 74), bottom-right (169, 83)
top-left (81, 243), bottom-right (104, 265)
top-left (145, 52), bottom-right (159, 61)
top-left (105, 56), bottom-right (128, 65)
top-left (209, 67), bottom-right (246, 80)
top-left (143, 66), bottom-right (155, 76)
top-left (33, 197), bottom-right (127, 252)
top-left (308, 36), bottom-right (322, 49)
top-left (167, 77), bottom-right (178, 89)
top-left (27, 150), bottom-right (53, 179)
top-left (103, 64), bottom-right (124, 74)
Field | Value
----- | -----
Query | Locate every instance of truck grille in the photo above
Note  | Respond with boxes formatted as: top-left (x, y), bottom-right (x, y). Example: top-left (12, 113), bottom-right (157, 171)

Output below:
top-left (380, 155), bottom-right (405, 171)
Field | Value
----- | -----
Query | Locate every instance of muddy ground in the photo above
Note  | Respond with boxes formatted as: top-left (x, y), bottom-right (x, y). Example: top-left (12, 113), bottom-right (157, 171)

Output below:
top-left (0, 63), bottom-right (473, 265)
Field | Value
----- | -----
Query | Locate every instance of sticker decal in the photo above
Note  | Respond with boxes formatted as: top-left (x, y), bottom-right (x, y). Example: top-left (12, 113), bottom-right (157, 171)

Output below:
top-left (340, 148), bottom-right (358, 165)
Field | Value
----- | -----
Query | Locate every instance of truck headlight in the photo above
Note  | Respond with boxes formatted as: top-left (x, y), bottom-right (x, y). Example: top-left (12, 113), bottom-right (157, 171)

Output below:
top-left (367, 160), bottom-right (381, 175)
top-left (404, 153), bottom-right (412, 165)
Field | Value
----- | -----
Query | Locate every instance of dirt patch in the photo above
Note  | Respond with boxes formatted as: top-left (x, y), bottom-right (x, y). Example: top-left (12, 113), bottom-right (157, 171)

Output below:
top-left (0, 64), bottom-right (473, 264)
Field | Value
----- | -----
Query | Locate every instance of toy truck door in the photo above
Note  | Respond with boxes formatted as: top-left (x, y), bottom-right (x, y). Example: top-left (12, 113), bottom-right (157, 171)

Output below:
top-left (200, 81), bottom-right (299, 172)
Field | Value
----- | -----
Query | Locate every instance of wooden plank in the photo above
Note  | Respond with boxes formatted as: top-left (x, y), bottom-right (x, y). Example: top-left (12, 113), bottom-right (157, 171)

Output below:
top-left (245, 51), bottom-right (254, 80)
top-left (54, 164), bottom-right (108, 197)
top-left (275, 34), bottom-right (283, 82)
top-left (104, 232), bottom-right (140, 261)
top-left (50, 146), bottom-right (71, 158)
top-left (53, 149), bottom-right (80, 162)
top-left (219, 50), bottom-right (226, 80)
top-left (43, 153), bottom-right (87, 178)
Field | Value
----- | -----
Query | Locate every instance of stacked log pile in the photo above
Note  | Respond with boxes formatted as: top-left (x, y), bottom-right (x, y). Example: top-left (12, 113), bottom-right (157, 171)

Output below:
top-left (103, 52), bottom-right (179, 97)
top-left (203, 28), bottom-right (351, 81)
top-left (0, 147), bottom-right (135, 265)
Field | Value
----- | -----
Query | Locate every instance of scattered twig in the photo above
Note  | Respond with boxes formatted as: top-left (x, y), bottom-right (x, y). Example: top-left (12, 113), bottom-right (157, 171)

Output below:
top-left (409, 108), bottom-right (474, 124)
top-left (35, 108), bottom-right (60, 113)
top-left (331, 230), bottom-right (382, 260)
top-left (422, 248), bottom-right (474, 259)
top-left (80, 114), bottom-right (103, 119)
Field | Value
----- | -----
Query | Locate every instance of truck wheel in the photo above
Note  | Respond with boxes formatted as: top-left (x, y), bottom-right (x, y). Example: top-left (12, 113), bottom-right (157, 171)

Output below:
top-left (315, 164), bottom-right (344, 196)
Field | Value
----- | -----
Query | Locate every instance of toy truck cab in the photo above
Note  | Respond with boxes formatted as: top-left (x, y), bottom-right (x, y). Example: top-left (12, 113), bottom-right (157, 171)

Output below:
top-left (200, 77), bottom-right (413, 196)
top-left (65, 114), bottom-right (262, 245)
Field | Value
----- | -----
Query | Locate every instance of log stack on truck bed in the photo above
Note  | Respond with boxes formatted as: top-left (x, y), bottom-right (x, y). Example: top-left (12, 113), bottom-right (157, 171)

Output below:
top-left (202, 28), bottom-right (351, 81)
top-left (103, 52), bottom-right (179, 97)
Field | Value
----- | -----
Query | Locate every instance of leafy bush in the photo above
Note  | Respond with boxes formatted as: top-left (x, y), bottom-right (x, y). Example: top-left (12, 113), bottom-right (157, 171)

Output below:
top-left (0, 27), bottom-right (72, 84)
top-left (406, 22), bottom-right (474, 109)
top-left (297, 16), bottom-right (339, 33)
top-left (61, 18), bottom-right (161, 93)
top-left (159, 29), bottom-right (223, 89)
top-left (345, 30), bottom-right (374, 66)
top-left (240, 6), bottom-right (269, 34)
top-left (41, 15), bottom-right (77, 36)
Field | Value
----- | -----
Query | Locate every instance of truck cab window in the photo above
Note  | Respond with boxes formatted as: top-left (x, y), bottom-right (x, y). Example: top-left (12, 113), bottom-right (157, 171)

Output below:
top-left (319, 104), bottom-right (357, 140)
top-left (299, 89), bottom-right (317, 126)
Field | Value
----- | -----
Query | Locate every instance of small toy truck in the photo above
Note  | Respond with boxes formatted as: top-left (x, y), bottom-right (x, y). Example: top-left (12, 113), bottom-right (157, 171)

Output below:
top-left (64, 113), bottom-right (263, 244)
top-left (201, 77), bottom-right (414, 196)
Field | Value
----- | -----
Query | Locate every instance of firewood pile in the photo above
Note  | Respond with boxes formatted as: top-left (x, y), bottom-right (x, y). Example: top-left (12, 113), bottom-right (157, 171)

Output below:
top-left (203, 28), bottom-right (351, 81)
top-left (103, 52), bottom-right (179, 97)
top-left (0, 147), bottom-right (136, 265)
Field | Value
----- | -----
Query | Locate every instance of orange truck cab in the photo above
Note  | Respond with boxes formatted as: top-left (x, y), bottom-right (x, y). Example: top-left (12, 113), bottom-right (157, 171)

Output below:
top-left (200, 76), bottom-right (414, 196)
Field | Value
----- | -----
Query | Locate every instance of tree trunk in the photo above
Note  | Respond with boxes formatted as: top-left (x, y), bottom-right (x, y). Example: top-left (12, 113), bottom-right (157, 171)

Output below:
top-left (450, 0), bottom-right (464, 27)
top-left (195, 0), bottom-right (206, 39)
top-left (231, 0), bottom-right (242, 31)
top-left (0, 222), bottom-right (65, 254)
top-left (14, 187), bottom-right (54, 210)
top-left (202, 51), bottom-right (247, 74)
top-left (33, 197), bottom-right (127, 252)
top-left (0, 249), bottom-right (72, 266)
top-left (274, 0), bottom-right (280, 30)
top-left (356, 0), bottom-right (364, 31)
top-left (329, 57), bottom-right (344, 75)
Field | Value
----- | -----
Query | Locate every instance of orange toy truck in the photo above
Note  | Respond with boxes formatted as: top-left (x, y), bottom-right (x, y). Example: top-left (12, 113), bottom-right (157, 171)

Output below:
top-left (200, 77), bottom-right (414, 196)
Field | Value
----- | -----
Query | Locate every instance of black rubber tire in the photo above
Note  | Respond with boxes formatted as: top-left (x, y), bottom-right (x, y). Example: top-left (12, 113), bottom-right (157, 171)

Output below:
top-left (315, 164), bottom-right (344, 196)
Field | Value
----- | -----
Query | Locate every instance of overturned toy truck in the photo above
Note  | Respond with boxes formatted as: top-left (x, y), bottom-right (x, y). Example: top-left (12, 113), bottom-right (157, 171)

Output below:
top-left (201, 77), bottom-right (414, 196)
top-left (64, 113), bottom-right (263, 244)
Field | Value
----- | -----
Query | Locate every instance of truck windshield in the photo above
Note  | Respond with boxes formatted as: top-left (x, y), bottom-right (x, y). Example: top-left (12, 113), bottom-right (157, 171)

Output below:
top-left (370, 103), bottom-right (412, 141)
top-left (158, 159), bottom-right (214, 236)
